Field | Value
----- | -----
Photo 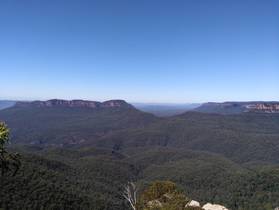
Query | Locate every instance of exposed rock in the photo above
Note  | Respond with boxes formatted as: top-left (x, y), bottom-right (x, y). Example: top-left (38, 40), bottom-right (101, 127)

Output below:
top-left (246, 103), bottom-right (279, 113)
top-left (15, 99), bottom-right (100, 108)
top-left (186, 200), bottom-right (200, 207)
top-left (195, 101), bottom-right (279, 114)
top-left (102, 100), bottom-right (131, 108)
top-left (15, 99), bottom-right (133, 109)
top-left (202, 203), bottom-right (228, 210)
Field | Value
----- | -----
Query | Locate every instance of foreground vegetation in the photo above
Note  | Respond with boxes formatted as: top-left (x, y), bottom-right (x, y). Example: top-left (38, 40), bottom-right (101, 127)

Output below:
top-left (1, 146), bottom-right (279, 210)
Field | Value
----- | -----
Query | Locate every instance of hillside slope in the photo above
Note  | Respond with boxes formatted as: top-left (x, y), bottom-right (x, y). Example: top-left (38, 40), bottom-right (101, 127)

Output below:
top-left (97, 112), bottom-right (279, 163)
top-left (0, 100), bottom-right (158, 146)
top-left (0, 100), bottom-right (16, 110)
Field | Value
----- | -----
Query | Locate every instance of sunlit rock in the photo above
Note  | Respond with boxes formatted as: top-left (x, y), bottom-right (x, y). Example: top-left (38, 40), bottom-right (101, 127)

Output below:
top-left (202, 203), bottom-right (228, 210)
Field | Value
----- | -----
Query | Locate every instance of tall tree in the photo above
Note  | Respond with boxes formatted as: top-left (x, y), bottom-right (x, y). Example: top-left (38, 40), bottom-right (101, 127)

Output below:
top-left (0, 122), bottom-right (20, 176)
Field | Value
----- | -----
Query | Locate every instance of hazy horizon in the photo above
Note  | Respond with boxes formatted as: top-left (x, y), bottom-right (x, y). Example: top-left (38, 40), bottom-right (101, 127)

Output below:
top-left (1, 97), bottom-right (279, 105)
top-left (1, 0), bottom-right (278, 103)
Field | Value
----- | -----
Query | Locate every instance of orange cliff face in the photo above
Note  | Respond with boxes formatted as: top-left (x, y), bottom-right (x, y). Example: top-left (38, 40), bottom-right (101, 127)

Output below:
top-left (246, 103), bottom-right (279, 113)
top-left (15, 99), bottom-right (133, 109)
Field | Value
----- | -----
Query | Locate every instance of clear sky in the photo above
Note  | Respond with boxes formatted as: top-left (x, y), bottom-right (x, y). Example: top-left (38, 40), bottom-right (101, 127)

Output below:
top-left (1, 0), bottom-right (278, 103)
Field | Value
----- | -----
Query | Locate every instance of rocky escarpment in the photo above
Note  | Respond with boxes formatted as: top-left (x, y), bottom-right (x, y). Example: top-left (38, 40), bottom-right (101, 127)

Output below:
top-left (195, 102), bottom-right (279, 114)
top-left (15, 99), bottom-right (134, 109)
top-left (246, 103), bottom-right (279, 113)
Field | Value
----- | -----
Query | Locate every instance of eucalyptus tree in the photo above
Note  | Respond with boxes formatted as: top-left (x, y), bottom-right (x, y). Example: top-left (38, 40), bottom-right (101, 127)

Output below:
top-left (0, 122), bottom-right (20, 176)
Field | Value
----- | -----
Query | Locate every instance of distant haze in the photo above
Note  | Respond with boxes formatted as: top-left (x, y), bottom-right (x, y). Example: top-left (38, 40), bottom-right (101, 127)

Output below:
top-left (0, 101), bottom-right (16, 110)
top-left (133, 103), bottom-right (201, 116)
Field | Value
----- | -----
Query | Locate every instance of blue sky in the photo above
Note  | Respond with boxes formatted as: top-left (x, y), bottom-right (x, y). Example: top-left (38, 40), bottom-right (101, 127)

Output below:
top-left (0, 0), bottom-right (278, 103)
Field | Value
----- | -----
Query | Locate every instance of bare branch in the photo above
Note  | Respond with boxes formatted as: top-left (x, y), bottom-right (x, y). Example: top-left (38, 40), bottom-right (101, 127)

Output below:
top-left (123, 182), bottom-right (138, 210)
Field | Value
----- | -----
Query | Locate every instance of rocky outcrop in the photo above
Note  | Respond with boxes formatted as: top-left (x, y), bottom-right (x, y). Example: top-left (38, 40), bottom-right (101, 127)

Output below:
top-left (195, 101), bottom-right (279, 114)
top-left (186, 200), bottom-right (201, 207)
top-left (202, 203), bottom-right (229, 210)
top-left (246, 103), bottom-right (279, 113)
top-left (185, 200), bottom-right (228, 210)
top-left (15, 99), bottom-right (133, 109)
top-left (101, 100), bottom-right (133, 108)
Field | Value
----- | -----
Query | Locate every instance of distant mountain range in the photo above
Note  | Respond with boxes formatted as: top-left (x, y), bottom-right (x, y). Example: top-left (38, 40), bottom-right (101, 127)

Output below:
top-left (0, 99), bottom-right (156, 146)
top-left (2, 99), bottom-right (278, 115)
top-left (1, 99), bottom-right (279, 160)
